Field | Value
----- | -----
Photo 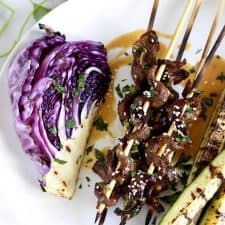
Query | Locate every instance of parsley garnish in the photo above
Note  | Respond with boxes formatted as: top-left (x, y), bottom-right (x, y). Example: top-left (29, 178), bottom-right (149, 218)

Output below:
top-left (79, 184), bottom-right (82, 189)
top-left (194, 89), bottom-right (203, 95)
top-left (94, 116), bottom-right (108, 131)
top-left (131, 144), bottom-right (139, 154)
top-left (95, 149), bottom-right (105, 161)
top-left (202, 97), bottom-right (213, 106)
top-left (185, 106), bottom-right (193, 113)
top-left (52, 82), bottom-right (66, 94)
top-left (189, 67), bottom-right (196, 73)
top-left (216, 55), bottom-right (221, 59)
top-left (66, 118), bottom-right (75, 128)
top-left (133, 46), bottom-right (146, 57)
top-left (48, 126), bottom-right (57, 135)
top-left (124, 52), bottom-right (129, 56)
top-left (175, 135), bottom-right (190, 144)
top-left (150, 87), bottom-right (158, 97)
top-left (115, 84), bottom-right (123, 98)
top-left (54, 158), bottom-right (67, 165)
top-left (77, 73), bottom-right (85, 91)
top-left (131, 170), bottom-right (137, 177)
top-left (217, 72), bottom-right (225, 82)
top-left (86, 176), bottom-right (91, 182)
top-left (122, 85), bottom-right (137, 95)
top-left (130, 103), bottom-right (138, 111)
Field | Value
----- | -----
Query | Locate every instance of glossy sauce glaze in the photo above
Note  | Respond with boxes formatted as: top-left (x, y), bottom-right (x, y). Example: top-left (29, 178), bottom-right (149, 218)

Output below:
top-left (83, 30), bottom-right (225, 168)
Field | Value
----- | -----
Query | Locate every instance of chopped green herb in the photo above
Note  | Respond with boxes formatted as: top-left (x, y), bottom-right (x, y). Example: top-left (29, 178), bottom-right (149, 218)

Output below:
top-left (133, 46), bottom-right (146, 57)
top-left (130, 103), bottom-right (138, 110)
top-left (175, 135), bottom-right (190, 144)
top-left (60, 143), bottom-right (63, 149)
top-left (143, 65), bottom-right (150, 71)
top-left (189, 67), bottom-right (196, 73)
top-left (121, 79), bottom-right (127, 82)
top-left (95, 149), bottom-right (105, 161)
top-left (40, 183), bottom-right (46, 192)
top-left (86, 145), bottom-right (93, 155)
top-left (48, 126), bottom-right (57, 135)
top-left (217, 72), bottom-right (225, 83)
top-left (71, 89), bottom-right (78, 98)
top-left (185, 106), bottom-right (193, 113)
top-left (202, 97), bottom-right (213, 106)
top-left (194, 89), bottom-right (203, 95)
top-left (216, 55), bottom-right (221, 59)
top-left (88, 184), bottom-right (91, 187)
top-left (52, 82), bottom-right (66, 94)
top-left (122, 85), bottom-right (137, 95)
top-left (77, 73), bottom-right (85, 91)
top-left (131, 170), bottom-right (137, 177)
top-left (86, 176), bottom-right (91, 182)
top-left (94, 116), bottom-right (108, 131)
top-left (33, 3), bottom-right (51, 21)
top-left (195, 49), bottom-right (202, 55)
top-left (131, 144), bottom-right (139, 154)
top-left (54, 158), bottom-right (67, 165)
top-left (79, 184), bottom-right (82, 189)
top-left (124, 52), bottom-right (129, 56)
top-left (66, 118), bottom-right (75, 128)
top-left (115, 84), bottom-right (123, 98)
top-left (150, 87), bottom-right (158, 97)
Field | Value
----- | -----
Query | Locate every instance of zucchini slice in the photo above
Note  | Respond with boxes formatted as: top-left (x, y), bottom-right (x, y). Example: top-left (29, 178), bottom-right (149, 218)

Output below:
top-left (159, 149), bottom-right (225, 225)
top-left (187, 90), bottom-right (225, 185)
top-left (199, 184), bottom-right (225, 225)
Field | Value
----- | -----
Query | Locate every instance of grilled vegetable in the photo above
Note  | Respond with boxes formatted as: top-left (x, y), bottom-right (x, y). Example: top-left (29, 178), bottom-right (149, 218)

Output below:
top-left (159, 149), bottom-right (225, 225)
top-left (199, 184), bottom-right (225, 225)
top-left (187, 90), bottom-right (225, 184)
top-left (8, 25), bottom-right (110, 198)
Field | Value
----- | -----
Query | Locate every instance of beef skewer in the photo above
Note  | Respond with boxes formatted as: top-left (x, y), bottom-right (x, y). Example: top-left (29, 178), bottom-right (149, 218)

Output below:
top-left (94, 1), bottom-right (161, 223)
top-left (94, 0), bottom-right (196, 223)
top-left (117, 1), bottom-right (225, 224)
top-left (147, 0), bottom-right (225, 175)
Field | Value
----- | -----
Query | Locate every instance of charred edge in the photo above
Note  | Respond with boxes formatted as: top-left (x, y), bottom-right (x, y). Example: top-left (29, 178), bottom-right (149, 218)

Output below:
top-left (196, 188), bottom-right (207, 202)
top-left (215, 209), bottom-right (225, 219)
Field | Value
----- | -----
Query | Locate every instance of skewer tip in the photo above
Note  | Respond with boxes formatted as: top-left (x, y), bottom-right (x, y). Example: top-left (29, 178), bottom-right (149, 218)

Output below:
top-left (94, 212), bottom-right (100, 223)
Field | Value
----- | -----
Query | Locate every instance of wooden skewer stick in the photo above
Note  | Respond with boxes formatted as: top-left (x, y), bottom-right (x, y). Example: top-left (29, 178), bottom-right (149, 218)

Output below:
top-left (148, 0), bottom-right (159, 31)
top-left (176, 0), bottom-right (203, 61)
top-left (155, 0), bottom-right (196, 81)
top-left (95, 0), bottom-right (161, 222)
top-left (194, 0), bottom-right (225, 85)
top-left (147, 0), bottom-right (225, 175)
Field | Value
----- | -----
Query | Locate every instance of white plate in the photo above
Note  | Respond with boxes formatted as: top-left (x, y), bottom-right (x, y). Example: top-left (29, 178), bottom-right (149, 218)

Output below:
top-left (0, 0), bottom-right (225, 225)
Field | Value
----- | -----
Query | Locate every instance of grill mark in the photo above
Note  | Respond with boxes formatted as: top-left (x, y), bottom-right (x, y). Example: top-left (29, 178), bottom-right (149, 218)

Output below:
top-left (66, 145), bottom-right (71, 152)
top-left (63, 181), bottom-right (67, 187)
top-left (215, 209), bottom-right (225, 219)
top-left (209, 164), bottom-right (225, 181)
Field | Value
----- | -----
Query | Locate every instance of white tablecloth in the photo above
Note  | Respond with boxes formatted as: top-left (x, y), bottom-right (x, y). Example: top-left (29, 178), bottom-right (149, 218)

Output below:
top-left (0, 1), bottom-right (66, 223)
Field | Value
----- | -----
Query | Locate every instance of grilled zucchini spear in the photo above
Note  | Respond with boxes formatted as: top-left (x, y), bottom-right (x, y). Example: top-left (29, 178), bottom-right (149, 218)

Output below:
top-left (187, 89), bottom-right (225, 185)
top-left (199, 184), bottom-right (225, 225)
top-left (159, 149), bottom-right (225, 225)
